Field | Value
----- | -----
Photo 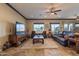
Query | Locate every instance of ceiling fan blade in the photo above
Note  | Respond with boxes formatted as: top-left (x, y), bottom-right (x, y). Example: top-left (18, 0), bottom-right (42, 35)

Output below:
top-left (45, 11), bottom-right (51, 13)
top-left (53, 9), bottom-right (62, 12)
top-left (45, 11), bottom-right (57, 15)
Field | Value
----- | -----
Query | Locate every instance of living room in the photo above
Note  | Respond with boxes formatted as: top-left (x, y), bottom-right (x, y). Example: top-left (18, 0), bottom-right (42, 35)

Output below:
top-left (0, 3), bottom-right (79, 56)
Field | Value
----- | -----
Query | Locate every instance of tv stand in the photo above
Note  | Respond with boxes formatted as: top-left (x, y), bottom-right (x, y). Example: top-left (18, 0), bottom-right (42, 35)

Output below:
top-left (17, 35), bottom-right (27, 44)
top-left (8, 34), bottom-right (28, 47)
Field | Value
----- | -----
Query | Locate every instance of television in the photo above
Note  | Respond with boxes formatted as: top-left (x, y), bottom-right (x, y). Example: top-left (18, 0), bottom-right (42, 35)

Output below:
top-left (16, 22), bottom-right (26, 35)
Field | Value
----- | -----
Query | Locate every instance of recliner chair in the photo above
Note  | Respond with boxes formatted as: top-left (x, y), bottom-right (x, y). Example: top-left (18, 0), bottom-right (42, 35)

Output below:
top-left (42, 31), bottom-right (47, 38)
top-left (31, 31), bottom-right (36, 38)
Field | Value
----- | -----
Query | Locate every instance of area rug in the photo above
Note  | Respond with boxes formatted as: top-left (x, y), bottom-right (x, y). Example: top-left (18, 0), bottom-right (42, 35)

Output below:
top-left (20, 38), bottom-right (59, 49)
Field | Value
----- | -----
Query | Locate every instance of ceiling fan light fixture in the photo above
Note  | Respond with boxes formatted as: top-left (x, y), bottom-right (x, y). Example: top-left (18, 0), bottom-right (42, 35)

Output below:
top-left (51, 13), bottom-right (54, 15)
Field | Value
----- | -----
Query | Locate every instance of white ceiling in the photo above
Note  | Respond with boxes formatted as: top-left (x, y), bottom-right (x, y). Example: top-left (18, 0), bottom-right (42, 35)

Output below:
top-left (10, 3), bottom-right (79, 19)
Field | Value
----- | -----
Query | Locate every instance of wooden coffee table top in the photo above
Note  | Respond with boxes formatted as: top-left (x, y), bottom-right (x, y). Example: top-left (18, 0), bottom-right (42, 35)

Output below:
top-left (33, 35), bottom-right (44, 39)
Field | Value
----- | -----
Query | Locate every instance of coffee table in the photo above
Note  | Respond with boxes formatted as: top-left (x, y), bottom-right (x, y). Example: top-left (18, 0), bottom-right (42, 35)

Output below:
top-left (33, 35), bottom-right (44, 44)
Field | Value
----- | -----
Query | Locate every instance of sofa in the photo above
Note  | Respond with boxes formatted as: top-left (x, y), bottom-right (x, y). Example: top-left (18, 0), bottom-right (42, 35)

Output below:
top-left (52, 31), bottom-right (74, 46)
top-left (52, 34), bottom-right (68, 46)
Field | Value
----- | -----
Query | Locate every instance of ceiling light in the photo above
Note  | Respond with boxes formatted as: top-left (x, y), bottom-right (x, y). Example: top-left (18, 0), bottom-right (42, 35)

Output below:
top-left (51, 13), bottom-right (54, 15)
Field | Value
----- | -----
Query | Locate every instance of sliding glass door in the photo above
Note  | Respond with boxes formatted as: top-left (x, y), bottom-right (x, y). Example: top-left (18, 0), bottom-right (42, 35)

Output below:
top-left (64, 23), bottom-right (74, 31)
top-left (51, 23), bottom-right (60, 34)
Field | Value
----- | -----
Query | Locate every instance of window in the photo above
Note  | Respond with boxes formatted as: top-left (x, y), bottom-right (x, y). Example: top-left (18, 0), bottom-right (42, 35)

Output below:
top-left (74, 23), bottom-right (79, 32)
top-left (75, 23), bottom-right (79, 27)
top-left (33, 23), bottom-right (44, 33)
top-left (69, 24), bottom-right (74, 31)
top-left (64, 23), bottom-right (74, 31)
top-left (64, 24), bottom-right (69, 31)
top-left (51, 23), bottom-right (60, 34)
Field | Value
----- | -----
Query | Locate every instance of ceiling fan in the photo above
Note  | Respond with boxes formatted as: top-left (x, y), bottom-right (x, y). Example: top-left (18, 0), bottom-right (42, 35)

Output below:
top-left (45, 7), bottom-right (62, 15)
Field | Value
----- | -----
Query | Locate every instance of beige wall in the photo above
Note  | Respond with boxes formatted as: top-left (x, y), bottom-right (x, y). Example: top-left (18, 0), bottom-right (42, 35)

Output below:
top-left (0, 4), bottom-right (27, 51)
top-left (27, 20), bottom-right (77, 34)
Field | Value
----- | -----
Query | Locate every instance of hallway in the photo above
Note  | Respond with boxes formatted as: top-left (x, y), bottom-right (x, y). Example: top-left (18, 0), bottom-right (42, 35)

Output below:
top-left (0, 38), bottom-right (78, 56)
